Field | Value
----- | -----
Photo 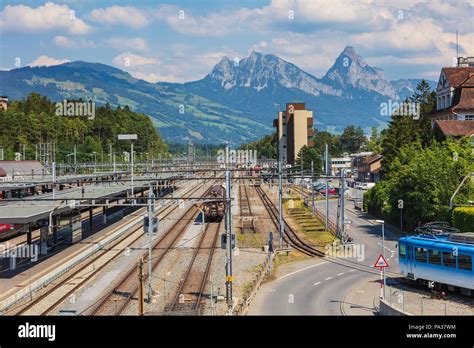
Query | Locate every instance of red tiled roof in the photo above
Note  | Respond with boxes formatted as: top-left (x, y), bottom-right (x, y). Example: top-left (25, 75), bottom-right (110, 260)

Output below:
top-left (434, 120), bottom-right (474, 137)
top-left (442, 67), bottom-right (474, 88)
top-left (453, 87), bottom-right (474, 111)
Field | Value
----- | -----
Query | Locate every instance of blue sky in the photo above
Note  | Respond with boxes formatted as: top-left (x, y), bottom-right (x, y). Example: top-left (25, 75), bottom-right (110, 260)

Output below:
top-left (0, 0), bottom-right (473, 82)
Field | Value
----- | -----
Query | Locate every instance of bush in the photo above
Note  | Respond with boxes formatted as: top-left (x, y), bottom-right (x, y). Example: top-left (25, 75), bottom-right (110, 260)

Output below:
top-left (452, 207), bottom-right (474, 232)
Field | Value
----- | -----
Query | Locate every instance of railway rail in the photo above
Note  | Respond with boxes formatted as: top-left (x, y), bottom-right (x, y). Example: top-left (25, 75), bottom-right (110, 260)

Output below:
top-left (89, 180), bottom-right (222, 315)
top-left (239, 179), bottom-right (254, 233)
top-left (254, 185), bottom-right (324, 257)
top-left (166, 221), bottom-right (221, 315)
top-left (8, 183), bottom-right (204, 315)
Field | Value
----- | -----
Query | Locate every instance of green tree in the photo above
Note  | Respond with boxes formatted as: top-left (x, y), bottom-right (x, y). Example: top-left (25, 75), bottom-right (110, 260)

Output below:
top-left (296, 145), bottom-right (323, 173)
top-left (380, 80), bottom-right (436, 175)
top-left (339, 125), bottom-right (367, 154)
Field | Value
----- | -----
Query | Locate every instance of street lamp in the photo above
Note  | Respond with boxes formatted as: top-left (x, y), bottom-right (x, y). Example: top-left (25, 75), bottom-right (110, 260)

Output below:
top-left (118, 134), bottom-right (137, 203)
top-left (376, 219), bottom-right (386, 299)
top-left (91, 152), bottom-right (97, 173)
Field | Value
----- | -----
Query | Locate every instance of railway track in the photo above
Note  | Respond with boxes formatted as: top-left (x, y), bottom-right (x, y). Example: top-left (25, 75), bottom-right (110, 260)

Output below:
top-left (9, 183), bottom-right (203, 315)
top-left (89, 180), bottom-right (222, 315)
top-left (166, 221), bottom-right (221, 315)
top-left (254, 185), bottom-right (324, 257)
top-left (239, 179), bottom-right (254, 233)
top-left (89, 205), bottom-right (202, 315)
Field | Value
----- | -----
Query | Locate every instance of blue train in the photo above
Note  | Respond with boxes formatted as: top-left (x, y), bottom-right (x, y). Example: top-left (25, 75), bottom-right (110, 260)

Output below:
top-left (398, 224), bottom-right (474, 294)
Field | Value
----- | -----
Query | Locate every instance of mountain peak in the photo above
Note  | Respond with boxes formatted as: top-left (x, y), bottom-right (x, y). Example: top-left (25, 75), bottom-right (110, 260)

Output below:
top-left (323, 46), bottom-right (398, 99)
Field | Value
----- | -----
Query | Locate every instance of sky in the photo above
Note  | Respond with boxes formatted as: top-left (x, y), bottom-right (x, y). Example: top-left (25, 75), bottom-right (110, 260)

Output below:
top-left (0, 0), bottom-right (473, 83)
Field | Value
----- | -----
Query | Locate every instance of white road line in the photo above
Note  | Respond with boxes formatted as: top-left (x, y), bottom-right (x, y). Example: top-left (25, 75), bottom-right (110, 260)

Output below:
top-left (325, 277), bottom-right (332, 281)
top-left (349, 269), bottom-right (356, 272)
top-left (268, 289), bottom-right (277, 292)
top-left (276, 261), bottom-right (329, 281)
top-left (313, 282), bottom-right (321, 286)
top-left (336, 272), bottom-right (344, 276)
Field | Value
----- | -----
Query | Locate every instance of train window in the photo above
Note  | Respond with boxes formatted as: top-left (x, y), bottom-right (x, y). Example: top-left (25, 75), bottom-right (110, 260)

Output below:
top-left (399, 244), bottom-right (406, 259)
top-left (442, 252), bottom-right (456, 268)
top-left (458, 254), bottom-right (472, 271)
top-left (428, 249), bottom-right (441, 265)
top-left (415, 247), bottom-right (427, 262)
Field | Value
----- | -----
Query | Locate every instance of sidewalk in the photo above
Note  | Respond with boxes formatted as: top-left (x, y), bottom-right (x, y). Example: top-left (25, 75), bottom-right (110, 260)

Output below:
top-left (341, 275), bottom-right (380, 315)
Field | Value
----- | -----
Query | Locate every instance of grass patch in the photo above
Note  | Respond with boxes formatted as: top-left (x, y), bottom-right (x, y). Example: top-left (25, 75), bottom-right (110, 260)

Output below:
top-left (237, 232), bottom-right (264, 248)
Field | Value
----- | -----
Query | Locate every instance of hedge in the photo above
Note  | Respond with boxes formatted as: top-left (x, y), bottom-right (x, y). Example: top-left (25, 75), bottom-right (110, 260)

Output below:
top-left (452, 207), bottom-right (474, 232)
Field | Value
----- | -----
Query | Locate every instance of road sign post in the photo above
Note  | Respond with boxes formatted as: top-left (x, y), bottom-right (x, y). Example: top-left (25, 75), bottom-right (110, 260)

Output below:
top-left (374, 254), bottom-right (389, 299)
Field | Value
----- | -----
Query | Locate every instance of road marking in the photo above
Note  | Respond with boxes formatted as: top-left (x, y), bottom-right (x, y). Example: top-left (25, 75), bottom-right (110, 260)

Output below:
top-left (276, 261), bottom-right (329, 281)
top-left (349, 269), bottom-right (356, 272)
top-left (325, 277), bottom-right (332, 281)
top-left (313, 282), bottom-right (321, 286)
top-left (268, 289), bottom-right (277, 292)
top-left (336, 272), bottom-right (344, 276)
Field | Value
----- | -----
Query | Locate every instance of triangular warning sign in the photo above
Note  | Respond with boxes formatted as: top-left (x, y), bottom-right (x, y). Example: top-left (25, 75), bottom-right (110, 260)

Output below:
top-left (374, 254), bottom-right (389, 268)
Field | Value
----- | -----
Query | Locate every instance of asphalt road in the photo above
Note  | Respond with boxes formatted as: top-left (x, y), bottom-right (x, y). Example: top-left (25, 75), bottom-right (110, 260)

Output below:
top-left (248, 198), bottom-right (400, 315)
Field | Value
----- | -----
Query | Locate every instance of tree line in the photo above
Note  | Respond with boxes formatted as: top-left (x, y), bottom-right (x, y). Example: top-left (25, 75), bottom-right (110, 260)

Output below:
top-left (0, 93), bottom-right (168, 163)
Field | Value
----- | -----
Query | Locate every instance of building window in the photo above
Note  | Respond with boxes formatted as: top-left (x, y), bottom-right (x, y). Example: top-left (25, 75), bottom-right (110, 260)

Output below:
top-left (465, 115), bottom-right (474, 121)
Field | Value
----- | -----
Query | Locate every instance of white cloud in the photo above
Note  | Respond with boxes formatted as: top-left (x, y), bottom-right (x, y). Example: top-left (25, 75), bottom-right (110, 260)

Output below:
top-left (28, 55), bottom-right (70, 67)
top-left (89, 6), bottom-right (150, 28)
top-left (112, 52), bottom-right (157, 69)
top-left (106, 37), bottom-right (148, 52)
top-left (0, 2), bottom-right (92, 34)
top-left (52, 35), bottom-right (96, 48)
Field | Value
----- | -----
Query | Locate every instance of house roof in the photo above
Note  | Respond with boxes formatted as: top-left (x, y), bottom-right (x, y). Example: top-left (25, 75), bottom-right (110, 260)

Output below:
top-left (434, 120), bottom-right (474, 138)
top-left (452, 86), bottom-right (474, 111)
top-left (442, 67), bottom-right (474, 88)
top-left (365, 154), bottom-right (383, 165)
top-left (0, 160), bottom-right (48, 177)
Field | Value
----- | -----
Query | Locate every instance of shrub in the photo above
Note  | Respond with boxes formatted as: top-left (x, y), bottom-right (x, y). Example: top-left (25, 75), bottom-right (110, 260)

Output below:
top-left (452, 207), bottom-right (474, 232)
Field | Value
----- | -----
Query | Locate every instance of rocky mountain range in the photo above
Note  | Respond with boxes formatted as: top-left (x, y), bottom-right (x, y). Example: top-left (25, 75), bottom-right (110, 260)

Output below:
top-left (0, 46), bottom-right (436, 144)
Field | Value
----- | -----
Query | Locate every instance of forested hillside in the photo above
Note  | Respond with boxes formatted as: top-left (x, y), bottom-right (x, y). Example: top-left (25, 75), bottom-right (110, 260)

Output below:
top-left (0, 93), bottom-right (168, 162)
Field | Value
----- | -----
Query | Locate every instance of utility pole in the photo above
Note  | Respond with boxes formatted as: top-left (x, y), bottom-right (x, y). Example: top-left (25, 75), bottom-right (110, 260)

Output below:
top-left (300, 155), bottom-right (303, 197)
top-left (278, 160), bottom-right (283, 250)
top-left (52, 162), bottom-right (56, 200)
top-left (146, 184), bottom-right (156, 303)
top-left (382, 221), bottom-right (386, 299)
top-left (311, 160), bottom-right (314, 215)
top-left (225, 144), bottom-right (233, 315)
top-left (325, 144), bottom-right (329, 231)
top-left (138, 258), bottom-right (144, 316)
top-left (73, 145), bottom-right (77, 174)
top-left (339, 169), bottom-right (345, 242)
top-left (131, 142), bottom-right (134, 201)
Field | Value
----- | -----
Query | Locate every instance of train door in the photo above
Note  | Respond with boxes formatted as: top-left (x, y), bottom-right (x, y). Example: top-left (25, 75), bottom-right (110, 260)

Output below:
top-left (407, 244), bottom-right (414, 278)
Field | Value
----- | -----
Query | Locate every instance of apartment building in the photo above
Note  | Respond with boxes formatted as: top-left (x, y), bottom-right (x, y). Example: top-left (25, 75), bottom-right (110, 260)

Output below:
top-left (273, 103), bottom-right (314, 165)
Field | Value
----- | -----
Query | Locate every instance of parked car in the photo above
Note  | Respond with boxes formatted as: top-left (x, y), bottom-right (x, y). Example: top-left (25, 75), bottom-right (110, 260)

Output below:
top-left (319, 187), bottom-right (337, 196)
